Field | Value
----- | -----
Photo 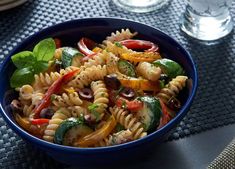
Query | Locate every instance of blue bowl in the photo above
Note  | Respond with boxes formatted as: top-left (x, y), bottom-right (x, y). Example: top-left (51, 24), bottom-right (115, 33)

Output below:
top-left (0, 18), bottom-right (197, 166)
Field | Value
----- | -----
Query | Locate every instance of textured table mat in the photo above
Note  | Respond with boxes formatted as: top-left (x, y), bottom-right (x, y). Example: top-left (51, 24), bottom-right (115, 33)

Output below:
top-left (207, 138), bottom-right (235, 169)
top-left (0, 0), bottom-right (235, 168)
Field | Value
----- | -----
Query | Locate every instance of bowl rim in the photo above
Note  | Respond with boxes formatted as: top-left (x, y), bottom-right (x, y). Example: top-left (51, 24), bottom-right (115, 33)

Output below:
top-left (0, 17), bottom-right (198, 153)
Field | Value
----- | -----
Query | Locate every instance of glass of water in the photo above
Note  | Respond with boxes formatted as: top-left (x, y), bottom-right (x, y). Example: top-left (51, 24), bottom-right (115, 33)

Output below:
top-left (181, 0), bottom-right (233, 41)
top-left (112, 0), bottom-right (170, 13)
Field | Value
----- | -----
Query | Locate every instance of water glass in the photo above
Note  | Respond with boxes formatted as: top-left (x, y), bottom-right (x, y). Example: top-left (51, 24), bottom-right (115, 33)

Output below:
top-left (181, 0), bottom-right (233, 41)
top-left (112, 0), bottom-right (170, 13)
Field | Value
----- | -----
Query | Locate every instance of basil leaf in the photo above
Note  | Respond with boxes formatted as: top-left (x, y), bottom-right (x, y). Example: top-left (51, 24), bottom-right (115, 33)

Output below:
top-left (33, 61), bottom-right (49, 74)
top-left (33, 38), bottom-right (56, 61)
top-left (11, 51), bottom-right (36, 68)
top-left (10, 67), bottom-right (34, 88)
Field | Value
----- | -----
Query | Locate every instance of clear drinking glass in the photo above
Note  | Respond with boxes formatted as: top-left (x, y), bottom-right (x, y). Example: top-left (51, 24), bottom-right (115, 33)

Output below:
top-left (112, 0), bottom-right (170, 13)
top-left (181, 0), bottom-right (233, 41)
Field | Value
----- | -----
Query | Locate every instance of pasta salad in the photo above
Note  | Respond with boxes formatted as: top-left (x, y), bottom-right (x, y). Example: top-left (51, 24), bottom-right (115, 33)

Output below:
top-left (9, 29), bottom-right (188, 147)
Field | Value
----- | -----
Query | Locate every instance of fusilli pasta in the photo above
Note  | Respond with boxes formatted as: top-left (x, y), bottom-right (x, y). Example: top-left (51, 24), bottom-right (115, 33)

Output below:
top-left (91, 80), bottom-right (109, 114)
top-left (43, 108), bottom-right (71, 142)
top-left (81, 51), bottom-right (107, 70)
top-left (157, 76), bottom-right (188, 104)
top-left (52, 92), bottom-right (83, 107)
top-left (103, 28), bottom-right (137, 45)
top-left (31, 92), bottom-right (44, 106)
top-left (68, 65), bottom-right (107, 89)
top-left (106, 41), bottom-right (133, 57)
top-left (33, 66), bottom-right (79, 90)
top-left (110, 106), bottom-right (147, 140)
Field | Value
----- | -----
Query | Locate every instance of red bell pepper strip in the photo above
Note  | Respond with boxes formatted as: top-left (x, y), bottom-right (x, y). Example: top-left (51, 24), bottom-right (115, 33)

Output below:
top-left (158, 99), bottom-right (171, 129)
top-left (33, 69), bottom-right (80, 119)
top-left (54, 38), bottom-right (62, 48)
top-left (116, 97), bottom-right (143, 111)
top-left (120, 39), bottom-right (159, 52)
top-left (31, 118), bottom-right (49, 125)
top-left (78, 37), bottom-right (96, 56)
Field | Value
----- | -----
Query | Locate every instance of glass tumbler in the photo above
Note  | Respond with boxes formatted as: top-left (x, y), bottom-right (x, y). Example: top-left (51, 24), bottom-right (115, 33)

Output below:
top-left (181, 0), bottom-right (233, 41)
top-left (112, 0), bottom-right (170, 13)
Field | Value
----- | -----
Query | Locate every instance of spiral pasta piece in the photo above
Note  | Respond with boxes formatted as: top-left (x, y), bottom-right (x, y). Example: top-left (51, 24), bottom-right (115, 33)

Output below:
top-left (97, 129), bottom-right (133, 147)
top-left (68, 65), bottom-right (107, 89)
top-left (157, 76), bottom-right (188, 104)
top-left (91, 80), bottom-right (109, 114)
top-left (31, 92), bottom-right (44, 106)
top-left (34, 71), bottom-right (61, 89)
top-left (19, 85), bottom-right (34, 100)
top-left (105, 41), bottom-right (133, 57)
top-left (33, 66), bottom-right (79, 90)
top-left (103, 28), bottom-right (137, 45)
top-left (52, 92), bottom-right (83, 107)
top-left (67, 106), bottom-right (88, 118)
top-left (110, 106), bottom-right (147, 140)
top-left (106, 51), bottom-right (120, 74)
top-left (81, 51), bottom-right (107, 71)
top-left (43, 108), bottom-right (71, 142)
top-left (59, 66), bottom-right (79, 75)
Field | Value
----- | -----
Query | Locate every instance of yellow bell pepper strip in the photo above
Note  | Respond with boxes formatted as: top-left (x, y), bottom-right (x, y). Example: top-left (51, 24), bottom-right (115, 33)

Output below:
top-left (15, 113), bottom-right (45, 138)
top-left (33, 69), bottom-right (80, 119)
top-left (92, 47), bottom-right (103, 53)
top-left (74, 115), bottom-right (117, 147)
top-left (118, 77), bottom-right (160, 92)
top-left (120, 52), bottom-right (161, 63)
top-left (119, 39), bottom-right (159, 52)
top-left (63, 87), bottom-right (75, 94)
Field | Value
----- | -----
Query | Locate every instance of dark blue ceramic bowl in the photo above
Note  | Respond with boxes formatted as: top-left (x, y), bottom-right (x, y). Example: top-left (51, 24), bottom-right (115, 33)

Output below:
top-left (0, 18), bottom-right (197, 166)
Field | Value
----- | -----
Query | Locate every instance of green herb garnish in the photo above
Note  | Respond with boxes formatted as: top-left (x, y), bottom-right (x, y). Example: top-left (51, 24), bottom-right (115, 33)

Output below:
top-left (159, 80), bottom-right (165, 89)
top-left (10, 38), bottom-right (56, 88)
top-left (88, 103), bottom-right (101, 122)
top-left (50, 94), bottom-right (56, 101)
top-left (114, 42), bottom-right (123, 48)
top-left (121, 100), bottom-right (127, 109)
top-left (115, 123), bottom-right (125, 132)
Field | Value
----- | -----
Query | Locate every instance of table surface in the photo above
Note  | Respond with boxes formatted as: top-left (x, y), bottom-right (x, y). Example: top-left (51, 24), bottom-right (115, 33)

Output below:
top-left (0, 0), bottom-right (235, 168)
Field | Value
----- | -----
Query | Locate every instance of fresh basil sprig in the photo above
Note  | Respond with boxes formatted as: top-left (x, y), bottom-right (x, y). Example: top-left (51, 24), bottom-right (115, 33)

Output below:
top-left (10, 38), bottom-right (56, 88)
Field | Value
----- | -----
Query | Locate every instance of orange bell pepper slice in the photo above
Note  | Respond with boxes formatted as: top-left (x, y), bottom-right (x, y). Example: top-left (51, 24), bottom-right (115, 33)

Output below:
top-left (120, 52), bottom-right (161, 63)
top-left (118, 77), bottom-right (160, 92)
top-left (75, 115), bottom-right (116, 147)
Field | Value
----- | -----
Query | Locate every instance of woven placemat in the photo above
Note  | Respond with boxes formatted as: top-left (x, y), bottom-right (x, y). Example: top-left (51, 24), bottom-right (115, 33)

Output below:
top-left (0, 0), bottom-right (235, 168)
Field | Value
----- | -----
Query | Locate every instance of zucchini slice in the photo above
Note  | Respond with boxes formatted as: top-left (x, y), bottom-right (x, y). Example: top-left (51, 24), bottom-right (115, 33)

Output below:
top-left (118, 60), bottom-right (136, 77)
top-left (62, 47), bottom-right (84, 68)
top-left (136, 96), bottom-right (161, 131)
top-left (54, 117), bottom-right (93, 146)
top-left (153, 58), bottom-right (184, 79)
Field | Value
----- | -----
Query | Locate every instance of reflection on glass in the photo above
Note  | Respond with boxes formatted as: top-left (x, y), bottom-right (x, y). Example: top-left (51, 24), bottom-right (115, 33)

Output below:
top-left (112, 0), bottom-right (170, 13)
top-left (181, 0), bottom-right (233, 41)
